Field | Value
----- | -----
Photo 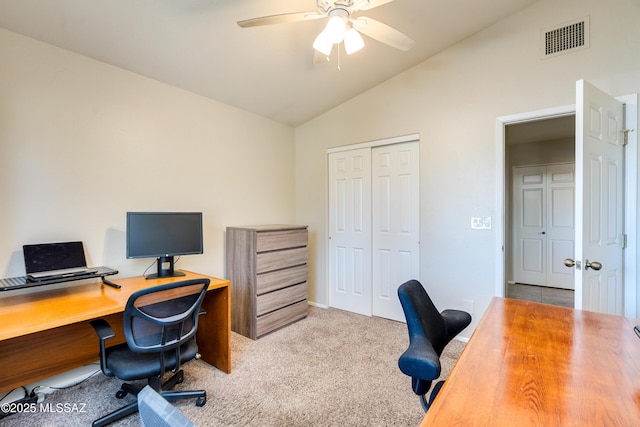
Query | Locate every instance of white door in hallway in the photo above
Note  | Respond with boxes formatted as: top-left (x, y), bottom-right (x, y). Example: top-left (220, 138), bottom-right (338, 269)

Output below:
top-left (372, 142), bottom-right (420, 321)
top-left (574, 80), bottom-right (625, 314)
top-left (513, 163), bottom-right (575, 289)
top-left (328, 148), bottom-right (372, 316)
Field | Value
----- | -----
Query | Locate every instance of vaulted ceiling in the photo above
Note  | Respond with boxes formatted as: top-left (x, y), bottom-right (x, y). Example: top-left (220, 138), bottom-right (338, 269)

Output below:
top-left (0, 0), bottom-right (539, 126)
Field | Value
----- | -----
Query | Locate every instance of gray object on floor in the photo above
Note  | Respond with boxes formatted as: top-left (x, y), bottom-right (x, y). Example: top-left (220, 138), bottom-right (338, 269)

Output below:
top-left (138, 385), bottom-right (196, 427)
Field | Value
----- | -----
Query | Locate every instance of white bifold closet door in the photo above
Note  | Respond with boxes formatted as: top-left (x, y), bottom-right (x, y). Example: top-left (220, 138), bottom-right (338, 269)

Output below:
top-left (328, 140), bottom-right (419, 321)
top-left (512, 163), bottom-right (575, 290)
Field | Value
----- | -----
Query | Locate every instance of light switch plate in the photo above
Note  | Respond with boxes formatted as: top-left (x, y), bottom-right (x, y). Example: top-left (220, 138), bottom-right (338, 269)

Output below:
top-left (471, 216), bottom-right (492, 230)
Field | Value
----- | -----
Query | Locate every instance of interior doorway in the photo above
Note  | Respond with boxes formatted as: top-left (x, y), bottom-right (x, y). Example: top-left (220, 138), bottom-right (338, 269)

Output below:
top-left (497, 89), bottom-right (637, 317)
top-left (505, 115), bottom-right (576, 306)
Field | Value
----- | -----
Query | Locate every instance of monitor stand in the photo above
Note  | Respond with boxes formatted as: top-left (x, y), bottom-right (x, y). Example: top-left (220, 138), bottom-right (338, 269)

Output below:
top-left (145, 256), bottom-right (186, 280)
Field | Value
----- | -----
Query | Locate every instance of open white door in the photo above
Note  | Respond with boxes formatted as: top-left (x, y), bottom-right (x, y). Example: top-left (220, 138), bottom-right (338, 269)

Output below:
top-left (573, 80), bottom-right (625, 314)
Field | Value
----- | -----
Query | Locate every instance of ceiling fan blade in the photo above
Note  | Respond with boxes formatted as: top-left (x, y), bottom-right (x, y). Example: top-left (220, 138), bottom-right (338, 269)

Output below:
top-left (351, 16), bottom-right (415, 51)
top-left (238, 12), bottom-right (324, 28)
top-left (352, 0), bottom-right (396, 11)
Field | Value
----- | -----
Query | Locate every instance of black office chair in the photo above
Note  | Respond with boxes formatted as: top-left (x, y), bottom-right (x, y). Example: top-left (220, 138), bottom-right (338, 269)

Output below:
top-left (397, 279), bottom-right (471, 412)
top-left (90, 278), bottom-right (210, 427)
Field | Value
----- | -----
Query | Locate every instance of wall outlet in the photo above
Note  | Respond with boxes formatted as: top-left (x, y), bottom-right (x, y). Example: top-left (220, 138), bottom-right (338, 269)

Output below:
top-left (463, 299), bottom-right (474, 315)
top-left (471, 216), bottom-right (492, 230)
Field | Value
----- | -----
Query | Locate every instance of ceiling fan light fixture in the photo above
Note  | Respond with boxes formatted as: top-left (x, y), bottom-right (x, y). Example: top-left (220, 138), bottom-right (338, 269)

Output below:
top-left (344, 28), bottom-right (365, 54)
top-left (313, 30), bottom-right (334, 56)
top-left (325, 15), bottom-right (347, 44)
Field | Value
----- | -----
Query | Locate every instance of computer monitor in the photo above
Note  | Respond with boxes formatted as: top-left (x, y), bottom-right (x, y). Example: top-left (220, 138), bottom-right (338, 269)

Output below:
top-left (126, 212), bottom-right (203, 280)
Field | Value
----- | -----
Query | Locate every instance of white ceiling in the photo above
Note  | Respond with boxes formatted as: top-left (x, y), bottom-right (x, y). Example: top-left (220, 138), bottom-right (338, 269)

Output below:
top-left (507, 115), bottom-right (576, 145)
top-left (0, 0), bottom-right (539, 127)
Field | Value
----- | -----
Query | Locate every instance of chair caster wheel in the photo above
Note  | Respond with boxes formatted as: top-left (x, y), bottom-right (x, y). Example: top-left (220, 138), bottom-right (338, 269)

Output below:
top-left (196, 396), bottom-right (206, 407)
top-left (115, 389), bottom-right (128, 399)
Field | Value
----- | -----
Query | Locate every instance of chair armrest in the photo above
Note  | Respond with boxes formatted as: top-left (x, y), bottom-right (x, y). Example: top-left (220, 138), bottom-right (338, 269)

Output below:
top-left (441, 309), bottom-right (472, 342)
top-left (90, 319), bottom-right (115, 376)
top-left (90, 319), bottom-right (115, 341)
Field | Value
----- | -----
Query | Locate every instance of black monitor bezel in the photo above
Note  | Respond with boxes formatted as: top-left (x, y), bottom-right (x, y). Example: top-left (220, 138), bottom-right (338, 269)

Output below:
top-left (126, 212), bottom-right (203, 279)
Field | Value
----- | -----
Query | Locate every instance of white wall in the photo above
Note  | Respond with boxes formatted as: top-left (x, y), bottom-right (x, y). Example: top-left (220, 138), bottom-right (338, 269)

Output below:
top-left (295, 0), bottom-right (640, 334)
top-left (0, 28), bottom-right (295, 281)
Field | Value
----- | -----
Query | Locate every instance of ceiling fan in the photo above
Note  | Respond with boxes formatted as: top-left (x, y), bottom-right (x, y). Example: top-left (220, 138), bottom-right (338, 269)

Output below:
top-left (237, 0), bottom-right (415, 61)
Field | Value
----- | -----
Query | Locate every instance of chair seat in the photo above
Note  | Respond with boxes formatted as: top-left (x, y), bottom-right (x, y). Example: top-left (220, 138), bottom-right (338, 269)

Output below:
top-left (398, 336), bottom-right (440, 380)
top-left (105, 338), bottom-right (198, 381)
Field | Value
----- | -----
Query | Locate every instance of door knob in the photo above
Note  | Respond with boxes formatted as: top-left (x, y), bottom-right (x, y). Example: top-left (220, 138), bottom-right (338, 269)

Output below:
top-left (585, 259), bottom-right (602, 271)
top-left (564, 258), bottom-right (575, 267)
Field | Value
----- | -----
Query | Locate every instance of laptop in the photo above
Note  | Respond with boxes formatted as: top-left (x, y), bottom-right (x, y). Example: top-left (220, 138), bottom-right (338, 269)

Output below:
top-left (23, 241), bottom-right (98, 281)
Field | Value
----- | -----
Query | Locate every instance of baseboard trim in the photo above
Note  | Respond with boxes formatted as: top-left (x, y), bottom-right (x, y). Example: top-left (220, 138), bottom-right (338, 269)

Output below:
top-left (308, 301), bottom-right (329, 309)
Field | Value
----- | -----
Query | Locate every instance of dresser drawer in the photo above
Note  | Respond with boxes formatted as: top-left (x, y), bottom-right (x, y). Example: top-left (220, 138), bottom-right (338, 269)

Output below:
top-left (256, 229), bottom-right (307, 252)
top-left (256, 300), bottom-right (308, 337)
top-left (257, 282), bottom-right (308, 317)
top-left (257, 264), bottom-right (307, 295)
top-left (256, 247), bottom-right (307, 274)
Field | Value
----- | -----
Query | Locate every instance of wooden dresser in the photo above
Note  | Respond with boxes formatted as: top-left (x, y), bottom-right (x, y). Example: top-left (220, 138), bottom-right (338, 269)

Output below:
top-left (226, 224), bottom-right (308, 339)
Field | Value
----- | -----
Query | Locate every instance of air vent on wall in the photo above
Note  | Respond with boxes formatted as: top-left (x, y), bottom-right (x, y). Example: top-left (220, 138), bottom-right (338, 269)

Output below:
top-left (542, 16), bottom-right (590, 58)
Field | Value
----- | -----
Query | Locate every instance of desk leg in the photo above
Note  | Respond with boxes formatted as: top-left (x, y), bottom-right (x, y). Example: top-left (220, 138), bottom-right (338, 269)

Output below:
top-left (197, 286), bottom-right (231, 374)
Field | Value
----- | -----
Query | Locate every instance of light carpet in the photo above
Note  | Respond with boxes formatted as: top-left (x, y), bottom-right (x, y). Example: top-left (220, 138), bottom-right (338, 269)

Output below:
top-left (2, 306), bottom-right (464, 426)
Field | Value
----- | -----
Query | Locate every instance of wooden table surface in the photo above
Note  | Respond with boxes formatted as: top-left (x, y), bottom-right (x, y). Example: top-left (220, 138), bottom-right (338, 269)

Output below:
top-left (422, 297), bottom-right (640, 426)
top-left (0, 270), bottom-right (229, 340)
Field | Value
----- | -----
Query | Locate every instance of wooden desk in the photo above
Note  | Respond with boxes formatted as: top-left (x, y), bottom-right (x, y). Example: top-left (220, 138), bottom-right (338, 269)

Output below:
top-left (422, 297), bottom-right (640, 426)
top-left (0, 271), bottom-right (230, 393)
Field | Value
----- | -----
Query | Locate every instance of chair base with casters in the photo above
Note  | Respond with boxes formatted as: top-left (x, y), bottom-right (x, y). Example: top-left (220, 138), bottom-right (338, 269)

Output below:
top-left (397, 279), bottom-right (471, 412)
top-left (90, 278), bottom-right (211, 427)
top-left (95, 374), bottom-right (205, 427)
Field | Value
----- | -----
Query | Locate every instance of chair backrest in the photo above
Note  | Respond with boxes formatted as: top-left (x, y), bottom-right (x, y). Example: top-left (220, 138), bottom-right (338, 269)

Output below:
top-left (397, 279), bottom-right (448, 355)
top-left (123, 278), bottom-right (210, 356)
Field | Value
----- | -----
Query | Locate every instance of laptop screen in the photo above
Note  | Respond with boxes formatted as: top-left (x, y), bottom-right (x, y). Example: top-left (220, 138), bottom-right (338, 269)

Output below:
top-left (23, 241), bottom-right (88, 274)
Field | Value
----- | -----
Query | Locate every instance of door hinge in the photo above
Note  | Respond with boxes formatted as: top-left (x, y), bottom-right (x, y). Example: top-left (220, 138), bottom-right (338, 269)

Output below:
top-left (623, 128), bottom-right (635, 146)
top-left (623, 234), bottom-right (628, 249)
